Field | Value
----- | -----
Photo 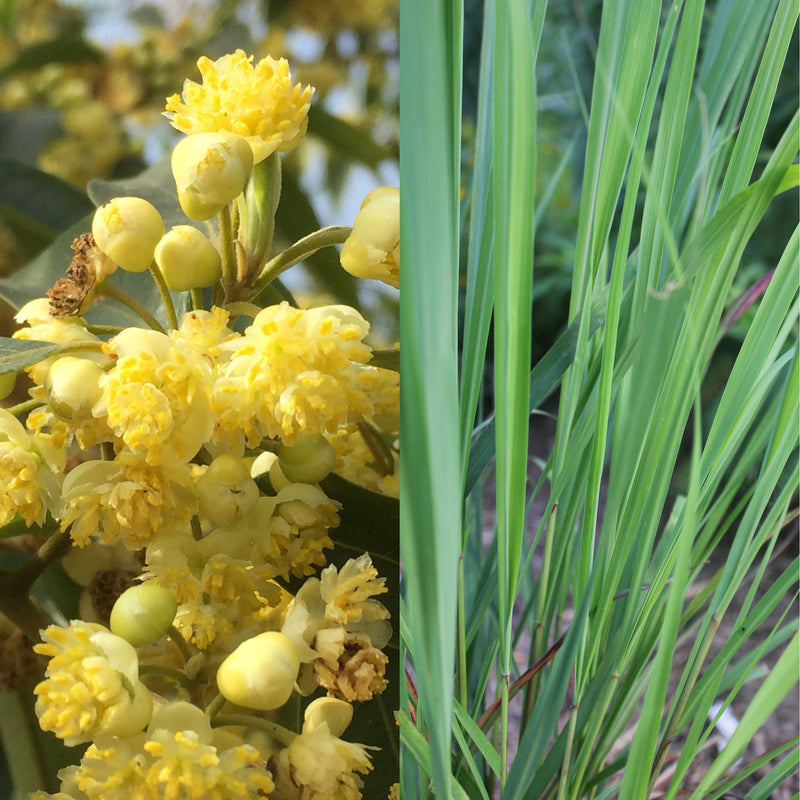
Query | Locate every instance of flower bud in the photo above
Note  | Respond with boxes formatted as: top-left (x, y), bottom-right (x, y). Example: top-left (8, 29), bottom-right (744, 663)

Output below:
top-left (250, 451), bottom-right (291, 492)
top-left (196, 454), bottom-right (260, 526)
top-left (216, 631), bottom-right (300, 711)
top-left (171, 132), bottom-right (254, 220)
top-left (92, 197), bottom-right (165, 272)
top-left (303, 696), bottom-right (353, 737)
top-left (278, 434), bottom-right (336, 484)
top-left (154, 225), bottom-right (222, 291)
top-left (110, 584), bottom-right (178, 647)
top-left (0, 371), bottom-right (16, 401)
top-left (44, 356), bottom-right (104, 422)
top-left (340, 186), bottom-right (399, 288)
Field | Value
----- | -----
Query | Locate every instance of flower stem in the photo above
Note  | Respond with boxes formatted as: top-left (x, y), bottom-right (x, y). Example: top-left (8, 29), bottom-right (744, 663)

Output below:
top-left (148, 261), bottom-right (178, 330)
top-left (248, 226), bottom-right (351, 302)
top-left (205, 691), bottom-right (227, 717)
top-left (3, 398), bottom-right (42, 417)
top-left (8, 529), bottom-right (72, 591)
top-left (210, 714), bottom-right (297, 746)
top-left (167, 624), bottom-right (195, 664)
top-left (190, 287), bottom-right (204, 312)
top-left (139, 664), bottom-right (193, 687)
top-left (99, 281), bottom-right (166, 333)
top-left (219, 205), bottom-right (237, 302)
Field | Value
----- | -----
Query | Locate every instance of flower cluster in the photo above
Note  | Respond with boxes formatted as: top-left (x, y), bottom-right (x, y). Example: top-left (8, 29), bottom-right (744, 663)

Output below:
top-left (0, 49), bottom-right (399, 800)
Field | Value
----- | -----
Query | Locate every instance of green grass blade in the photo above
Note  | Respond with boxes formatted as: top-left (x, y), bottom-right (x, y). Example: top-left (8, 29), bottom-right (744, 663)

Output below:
top-left (491, 0), bottom-right (538, 666)
top-left (400, 2), bottom-right (464, 797)
top-left (688, 632), bottom-right (800, 798)
top-left (459, 8), bottom-right (495, 470)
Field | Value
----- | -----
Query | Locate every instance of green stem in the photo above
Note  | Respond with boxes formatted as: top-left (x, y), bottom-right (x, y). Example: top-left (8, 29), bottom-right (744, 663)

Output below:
top-left (650, 615), bottom-right (722, 787)
top-left (190, 287), bottom-right (204, 312)
top-left (248, 226), bottom-right (351, 302)
top-left (524, 503), bottom-right (557, 729)
top-left (3, 398), bottom-right (42, 417)
top-left (147, 261), bottom-right (178, 330)
top-left (8, 529), bottom-right (72, 590)
top-left (500, 673), bottom-right (509, 790)
top-left (205, 692), bottom-right (227, 717)
top-left (557, 704), bottom-right (578, 800)
top-left (139, 664), bottom-right (193, 687)
top-left (210, 714), bottom-right (297, 746)
top-left (0, 590), bottom-right (53, 641)
top-left (456, 553), bottom-right (467, 709)
top-left (190, 515), bottom-right (203, 542)
top-left (99, 281), bottom-right (166, 333)
top-left (167, 624), bottom-right (195, 664)
top-left (219, 205), bottom-right (237, 302)
top-left (0, 691), bottom-right (46, 795)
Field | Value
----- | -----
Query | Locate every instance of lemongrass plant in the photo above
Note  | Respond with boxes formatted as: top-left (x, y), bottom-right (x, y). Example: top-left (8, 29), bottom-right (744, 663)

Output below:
top-left (400, 1), bottom-right (798, 798)
top-left (0, 49), bottom-right (399, 799)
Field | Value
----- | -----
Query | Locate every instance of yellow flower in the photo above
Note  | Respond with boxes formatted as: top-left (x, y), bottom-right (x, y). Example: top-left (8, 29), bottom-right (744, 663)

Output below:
top-left (13, 301), bottom-right (103, 385)
top-left (271, 724), bottom-right (373, 800)
top-left (60, 456), bottom-right (197, 549)
top-left (320, 553), bottom-right (390, 627)
top-left (0, 409), bottom-right (64, 526)
top-left (65, 702), bottom-right (274, 800)
top-left (211, 302), bottom-right (378, 448)
top-left (96, 327), bottom-right (214, 465)
top-left (174, 306), bottom-right (236, 353)
top-left (33, 621), bottom-right (152, 746)
top-left (165, 50), bottom-right (314, 163)
top-left (340, 186), bottom-right (400, 289)
top-left (328, 426), bottom-right (399, 497)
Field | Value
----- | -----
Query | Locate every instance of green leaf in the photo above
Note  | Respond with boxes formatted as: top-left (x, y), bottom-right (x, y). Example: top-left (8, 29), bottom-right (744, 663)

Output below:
top-left (0, 336), bottom-right (68, 374)
top-left (370, 348), bottom-right (399, 372)
top-left (0, 109), bottom-right (62, 167)
top-left (690, 633), bottom-right (800, 798)
top-left (0, 36), bottom-right (104, 79)
top-left (0, 157), bottom-right (93, 255)
top-left (276, 168), bottom-right (361, 308)
top-left (308, 106), bottom-right (395, 168)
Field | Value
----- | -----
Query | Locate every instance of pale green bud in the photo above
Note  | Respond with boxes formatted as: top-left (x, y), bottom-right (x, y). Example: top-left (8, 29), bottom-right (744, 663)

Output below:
top-left (216, 631), bottom-right (300, 711)
top-left (44, 356), bottom-right (104, 422)
top-left (92, 197), bottom-right (165, 272)
top-left (155, 225), bottom-right (222, 291)
top-left (110, 583), bottom-right (178, 647)
top-left (250, 451), bottom-right (291, 492)
top-left (340, 186), bottom-right (400, 289)
top-left (171, 132), bottom-right (254, 220)
top-left (0, 371), bottom-right (16, 401)
top-left (278, 434), bottom-right (336, 484)
top-left (303, 696), bottom-right (353, 737)
top-left (196, 454), bottom-right (260, 526)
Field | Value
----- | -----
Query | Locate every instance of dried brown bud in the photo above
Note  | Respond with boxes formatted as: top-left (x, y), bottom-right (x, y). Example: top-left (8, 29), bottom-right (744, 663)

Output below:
top-left (313, 630), bottom-right (389, 702)
top-left (46, 233), bottom-right (115, 317)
